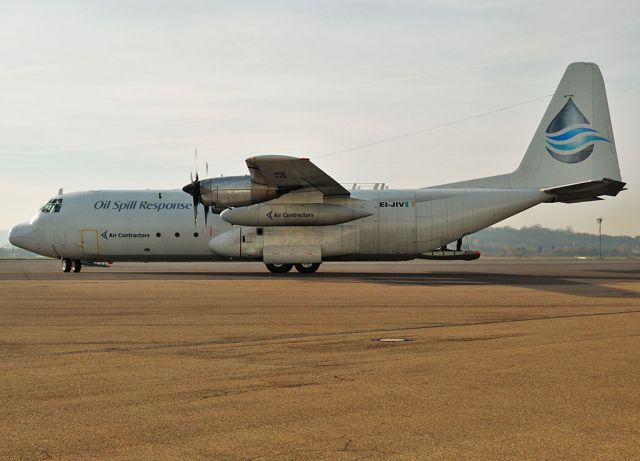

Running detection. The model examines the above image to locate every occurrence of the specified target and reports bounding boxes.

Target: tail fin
[513,62,622,189]
[436,62,625,198]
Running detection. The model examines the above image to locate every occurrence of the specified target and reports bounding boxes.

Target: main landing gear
[294,263,320,273]
[265,263,321,274]
[265,263,293,273]
[61,258,82,273]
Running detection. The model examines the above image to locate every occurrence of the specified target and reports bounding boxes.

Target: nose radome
[8,222,34,248]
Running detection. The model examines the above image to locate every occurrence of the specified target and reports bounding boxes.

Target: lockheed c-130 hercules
[9,63,626,273]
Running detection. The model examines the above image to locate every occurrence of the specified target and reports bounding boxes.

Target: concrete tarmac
[1,259,639,460]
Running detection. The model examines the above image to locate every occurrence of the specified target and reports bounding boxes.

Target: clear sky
[1,1,638,235]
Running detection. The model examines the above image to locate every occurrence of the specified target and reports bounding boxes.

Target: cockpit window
[40,198,63,213]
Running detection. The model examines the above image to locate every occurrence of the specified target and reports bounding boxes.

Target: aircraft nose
[8,222,34,249]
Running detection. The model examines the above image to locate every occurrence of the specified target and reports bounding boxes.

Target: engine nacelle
[197,176,280,211]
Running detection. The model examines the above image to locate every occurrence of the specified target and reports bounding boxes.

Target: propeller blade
[192,196,199,225]
[183,148,213,228]
[185,151,202,226]
[194,147,199,182]
[205,161,209,177]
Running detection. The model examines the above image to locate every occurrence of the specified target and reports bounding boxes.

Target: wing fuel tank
[220,203,372,226]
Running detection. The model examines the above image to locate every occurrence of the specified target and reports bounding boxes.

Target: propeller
[182,148,210,227]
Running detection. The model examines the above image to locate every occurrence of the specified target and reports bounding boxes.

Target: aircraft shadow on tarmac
[357,272,639,299]
[591,268,640,275]
[124,270,640,299]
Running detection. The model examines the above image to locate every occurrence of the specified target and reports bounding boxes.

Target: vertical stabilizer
[512,62,621,187]
[435,62,623,192]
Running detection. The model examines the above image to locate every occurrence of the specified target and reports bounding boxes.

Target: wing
[245,155,350,197]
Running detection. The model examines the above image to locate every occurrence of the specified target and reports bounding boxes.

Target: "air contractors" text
[101,231,150,240]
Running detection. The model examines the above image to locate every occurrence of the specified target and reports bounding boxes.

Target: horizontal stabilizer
[542,178,626,203]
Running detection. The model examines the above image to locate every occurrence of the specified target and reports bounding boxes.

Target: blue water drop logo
[545,98,610,164]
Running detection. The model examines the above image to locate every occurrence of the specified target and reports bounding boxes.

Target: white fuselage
[11,187,549,262]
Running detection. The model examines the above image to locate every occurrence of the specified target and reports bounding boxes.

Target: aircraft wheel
[265,263,293,273]
[294,263,321,273]
[72,260,82,273]
[62,258,72,273]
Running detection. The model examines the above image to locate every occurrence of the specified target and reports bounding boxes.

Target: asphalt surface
[1,259,639,459]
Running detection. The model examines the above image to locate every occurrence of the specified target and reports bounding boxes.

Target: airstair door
[81,229,99,257]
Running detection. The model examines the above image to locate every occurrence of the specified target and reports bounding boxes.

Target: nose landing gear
[62,258,71,272]
[72,259,82,273]
[61,258,82,273]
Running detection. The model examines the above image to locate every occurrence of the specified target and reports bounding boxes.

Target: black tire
[62,258,72,273]
[294,263,321,273]
[265,263,293,273]
[72,260,82,273]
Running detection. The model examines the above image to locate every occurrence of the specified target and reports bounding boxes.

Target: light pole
[597,217,603,260]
